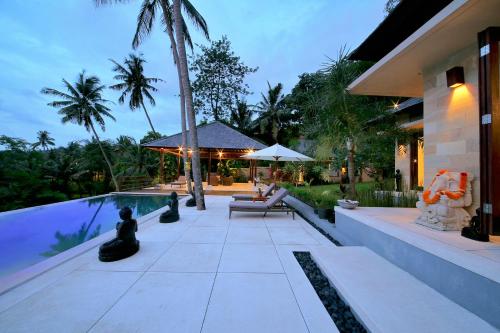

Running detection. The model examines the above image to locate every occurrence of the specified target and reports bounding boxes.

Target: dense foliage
[0,132,176,212]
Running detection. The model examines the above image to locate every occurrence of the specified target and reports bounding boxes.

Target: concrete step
[311,246,498,333]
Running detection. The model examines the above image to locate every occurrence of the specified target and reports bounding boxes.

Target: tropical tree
[230,100,254,132]
[255,82,287,143]
[109,54,162,134]
[41,71,120,191]
[385,0,401,16]
[32,130,55,151]
[305,48,404,198]
[190,36,258,121]
[96,0,209,203]
[173,0,207,209]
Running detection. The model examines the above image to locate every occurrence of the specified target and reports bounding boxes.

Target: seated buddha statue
[98,206,140,262]
[186,192,196,207]
[160,192,179,223]
[415,170,473,231]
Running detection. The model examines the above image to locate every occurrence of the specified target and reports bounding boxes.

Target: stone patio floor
[1,195,497,333]
[0,195,337,333]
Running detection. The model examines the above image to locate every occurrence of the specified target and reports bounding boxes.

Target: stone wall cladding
[422,43,480,212]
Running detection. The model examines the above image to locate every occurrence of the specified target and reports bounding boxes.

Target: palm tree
[230,100,254,131]
[95,0,209,202]
[41,71,120,191]
[173,0,206,209]
[109,54,162,134]
[32,130,55,151]
[256,82,286,143]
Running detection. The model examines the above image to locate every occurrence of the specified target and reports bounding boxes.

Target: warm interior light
[446,66,465,88]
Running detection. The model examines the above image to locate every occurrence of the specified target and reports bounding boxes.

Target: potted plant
[218,160,234,186]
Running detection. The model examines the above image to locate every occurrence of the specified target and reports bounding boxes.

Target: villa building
[327,0,500,327]
[348,0,500,237]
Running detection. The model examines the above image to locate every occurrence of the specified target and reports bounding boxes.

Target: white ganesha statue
[415,170,473,231]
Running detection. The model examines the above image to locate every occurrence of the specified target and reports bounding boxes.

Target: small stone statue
[98,207,140,262]
[461,208,489,242]
[186,192,196,207]
[395,169,402,192]
[160,192,179,223]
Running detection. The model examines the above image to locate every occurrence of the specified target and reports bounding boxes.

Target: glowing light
[398,144,407,157]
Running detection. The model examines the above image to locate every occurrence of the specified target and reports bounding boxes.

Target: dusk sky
[0,0,386,146]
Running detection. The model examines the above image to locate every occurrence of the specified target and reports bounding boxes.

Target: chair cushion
[229,201,267,209]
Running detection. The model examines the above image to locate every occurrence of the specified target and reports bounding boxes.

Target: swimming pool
[0,194,171,279]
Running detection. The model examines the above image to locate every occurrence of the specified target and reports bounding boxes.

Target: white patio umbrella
[242,143,314,182]
[242,143,314,162]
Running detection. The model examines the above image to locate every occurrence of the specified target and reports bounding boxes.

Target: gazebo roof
[143,121,267,151]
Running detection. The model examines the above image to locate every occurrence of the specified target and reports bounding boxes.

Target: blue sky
[0,0,386,146]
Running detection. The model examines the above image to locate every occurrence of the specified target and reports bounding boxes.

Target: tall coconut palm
[109,54,162,134]
[32,130,55,151]
[230,100,254,132]
[256,82,286,143]
[41,71,120,191]
[173,0,205,209]
[95,0,209,200]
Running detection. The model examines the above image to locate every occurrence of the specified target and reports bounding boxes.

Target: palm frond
[181,0,209,40]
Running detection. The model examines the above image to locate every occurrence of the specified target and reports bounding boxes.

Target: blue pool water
[0,194,171,278]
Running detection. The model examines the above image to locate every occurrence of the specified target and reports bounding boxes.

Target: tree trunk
[272,119,279,143]
[347,149,356,198]
[140,101,157,135]
[160,2,193,194]
[89,121,120,191]
[173,0,205,209]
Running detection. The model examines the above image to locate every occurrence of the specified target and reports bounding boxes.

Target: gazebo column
[249,159,253,181]
[177,155,181,178]
[208,149,212,185]
[159,149,165,184]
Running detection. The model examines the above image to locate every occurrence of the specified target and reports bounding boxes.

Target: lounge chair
[170,176,187,188]
[229,188,294,219]
[232,183,276,201]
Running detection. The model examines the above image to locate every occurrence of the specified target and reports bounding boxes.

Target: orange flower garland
[423,170,468,204]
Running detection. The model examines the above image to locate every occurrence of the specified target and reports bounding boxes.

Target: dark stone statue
[160,192,179,223]
[98,207,140,262]
[461,208,490,242]
[395,169,402,192]
[186,192,196,207]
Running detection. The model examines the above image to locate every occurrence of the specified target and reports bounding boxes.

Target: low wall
[335,208,500,329]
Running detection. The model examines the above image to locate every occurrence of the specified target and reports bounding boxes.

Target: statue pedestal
[414,206,471,231]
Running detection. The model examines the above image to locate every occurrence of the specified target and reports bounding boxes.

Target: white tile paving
[1,195,495,333]
[89,272,215,333]
[218,244,283,273]
[150,243,223,272]
[201,273,309,333]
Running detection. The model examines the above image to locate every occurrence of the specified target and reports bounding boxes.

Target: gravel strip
[295,210,342,246]
[294,251,366,333]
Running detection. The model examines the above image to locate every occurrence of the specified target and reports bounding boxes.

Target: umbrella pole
[274,157,279,183]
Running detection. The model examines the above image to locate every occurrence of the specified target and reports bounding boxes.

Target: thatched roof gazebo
[142,121,267,184]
